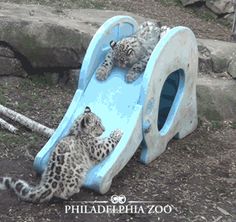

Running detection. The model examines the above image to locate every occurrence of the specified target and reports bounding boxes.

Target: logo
[110,194,126,204]
[65,194,173,215]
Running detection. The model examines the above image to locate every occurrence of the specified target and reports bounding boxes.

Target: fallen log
[0,104,54,137]
[0,117,18,133]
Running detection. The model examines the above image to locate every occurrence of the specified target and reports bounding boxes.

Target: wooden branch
[0,117,18,133]
[0,104,54,138]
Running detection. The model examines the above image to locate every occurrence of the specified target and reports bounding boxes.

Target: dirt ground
[0,0,235,221]
[0,77,235,222]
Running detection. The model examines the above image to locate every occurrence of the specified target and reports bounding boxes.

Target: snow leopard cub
[0,107,123,203]
[96,21,165,83]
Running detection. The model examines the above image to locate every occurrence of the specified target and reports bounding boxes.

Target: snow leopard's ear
[81,115,92,129]
[84,106,91,114]
[80,117,86,129]
[110,40,117,49]
[126,48,134,56]
[80,107,91,129]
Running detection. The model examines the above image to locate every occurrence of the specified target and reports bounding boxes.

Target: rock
[0,57,27,77]
[197,39,236,75]
[197,77,236,121]
[0,3,146,71]
[228,60,236,78]
[197,43,213,73]
[206,0,234,15]
[0,46,15,58]
[180,0,204,6]
[224,13,234,24]
[0,46,27,77]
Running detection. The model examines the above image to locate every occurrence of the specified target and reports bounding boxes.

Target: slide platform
[34,16,198,194]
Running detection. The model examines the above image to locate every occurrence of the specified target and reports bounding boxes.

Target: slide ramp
[34,15,198,193]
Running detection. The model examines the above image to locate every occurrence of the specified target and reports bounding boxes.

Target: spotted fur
[0,107,123,202]
[96,21,170,83]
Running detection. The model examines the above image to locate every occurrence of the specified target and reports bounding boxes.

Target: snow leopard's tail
[136,21,162,51]
[137,21,161,41]
[0,176,53,202]
[137,21,171,48]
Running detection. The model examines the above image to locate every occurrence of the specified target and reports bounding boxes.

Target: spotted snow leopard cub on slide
[96,21,170,83]
[0,107,123,203]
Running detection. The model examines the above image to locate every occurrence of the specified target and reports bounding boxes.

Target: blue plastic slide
[34,16,198,193]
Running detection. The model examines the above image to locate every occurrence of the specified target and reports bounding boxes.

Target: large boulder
[205,0,234,15]
[0,3,97,70]
[198,39,236,78]
[197,77,236,121]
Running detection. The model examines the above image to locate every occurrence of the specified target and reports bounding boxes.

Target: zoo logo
[110,194,126,204]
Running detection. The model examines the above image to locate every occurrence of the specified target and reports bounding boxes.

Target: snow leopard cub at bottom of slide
[96,21,170,83]
[0,107,123,203]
